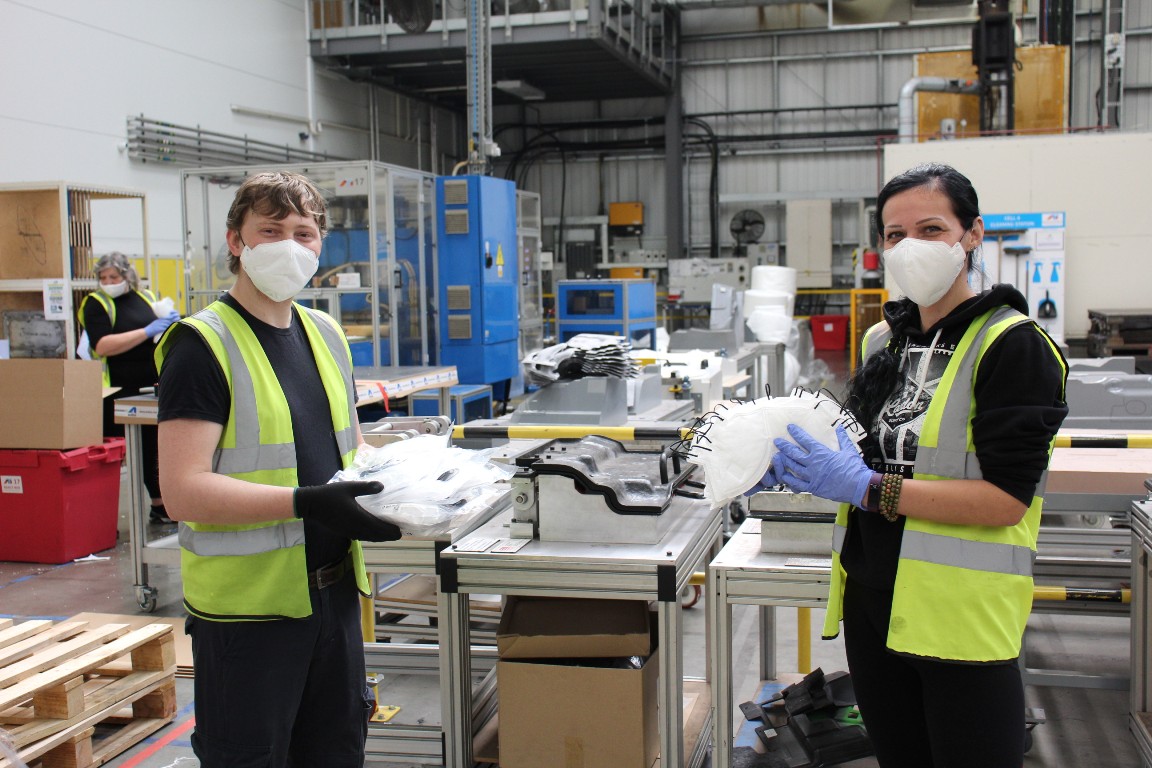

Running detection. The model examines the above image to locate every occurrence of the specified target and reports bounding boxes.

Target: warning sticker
[1,475,23,494]
[495,245,504,265]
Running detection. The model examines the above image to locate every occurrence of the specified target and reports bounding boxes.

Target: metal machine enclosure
[436,175,519,387]
[517,191,544,359]
[556,278,657,348]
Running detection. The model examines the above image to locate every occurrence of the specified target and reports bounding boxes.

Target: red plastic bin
[810,315,849,351]
[0,438,125,564]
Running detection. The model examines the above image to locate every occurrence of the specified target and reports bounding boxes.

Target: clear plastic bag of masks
[333,433,514,536]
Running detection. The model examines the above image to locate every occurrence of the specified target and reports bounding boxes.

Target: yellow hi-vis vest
[155,299,367,620]
[78,288,158,387]
[822,305,1067,661]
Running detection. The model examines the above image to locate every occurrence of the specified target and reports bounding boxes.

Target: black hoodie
[841,284,1069,591]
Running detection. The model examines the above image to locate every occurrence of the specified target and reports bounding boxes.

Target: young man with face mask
[762,163,1068,768]
[154,171,402,767]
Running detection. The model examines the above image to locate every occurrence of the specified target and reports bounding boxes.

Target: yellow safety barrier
[452,424,693,441]
[1033,585,1131,603]
[1054,434,1152,449]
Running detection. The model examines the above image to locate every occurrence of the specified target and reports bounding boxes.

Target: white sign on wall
[982,212,1066,344]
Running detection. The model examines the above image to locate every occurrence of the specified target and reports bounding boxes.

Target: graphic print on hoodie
[876,330,953,469]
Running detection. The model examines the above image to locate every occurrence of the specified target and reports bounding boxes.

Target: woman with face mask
[79,252,180,523]
[765,163,1069,767]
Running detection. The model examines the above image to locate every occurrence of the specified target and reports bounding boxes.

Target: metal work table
[731,342,781,398]
[360,493,509,765]
[1127,495,1152,765]
[708,504,1137,768]
[113,394,176,613]
[707,519,831,768]
[438,504,723,767]
[353,364,458,414]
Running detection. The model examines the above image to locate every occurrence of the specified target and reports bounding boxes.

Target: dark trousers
[842,578,1026,768]
[186,569,373,767]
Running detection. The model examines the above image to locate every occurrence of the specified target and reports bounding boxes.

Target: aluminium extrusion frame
[1127,496,1152,765]
[360,492,508,765]
[439,503,723,767]
[113,394,176,613]
[708,519,832,768]
[711,507,1141,768]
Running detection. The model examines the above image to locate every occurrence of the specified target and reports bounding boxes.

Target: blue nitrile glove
[144,311,180,338]
[771,424,873,507]
[743,461,784,497]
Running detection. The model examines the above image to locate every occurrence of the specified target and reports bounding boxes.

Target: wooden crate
[0,619,177,768]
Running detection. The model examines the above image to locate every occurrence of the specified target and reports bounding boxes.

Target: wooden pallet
[0,620,176,768]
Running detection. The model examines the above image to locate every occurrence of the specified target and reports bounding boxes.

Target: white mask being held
[100,281,130,299]
[882,237,967,307]
[241,239,319,302]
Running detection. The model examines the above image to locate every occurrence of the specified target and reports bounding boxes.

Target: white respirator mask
[100,281,130,299]
[882,237,968,307]
[240,239,319,302]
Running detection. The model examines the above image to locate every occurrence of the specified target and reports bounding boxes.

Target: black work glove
[293,481,402,542]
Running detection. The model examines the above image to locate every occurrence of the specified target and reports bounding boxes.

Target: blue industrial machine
[436,175,520,391]
[556,278,657,348]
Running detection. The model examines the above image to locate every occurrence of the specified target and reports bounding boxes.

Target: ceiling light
[495,79,546,101]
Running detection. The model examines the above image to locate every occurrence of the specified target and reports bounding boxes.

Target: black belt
[308,552,352,590]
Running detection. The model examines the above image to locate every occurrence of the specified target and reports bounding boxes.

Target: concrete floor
[0,350,1140,768]
[0,527,1138,768]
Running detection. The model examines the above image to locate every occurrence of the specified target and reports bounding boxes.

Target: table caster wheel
[137,587,158,613]
[680,584,701,609]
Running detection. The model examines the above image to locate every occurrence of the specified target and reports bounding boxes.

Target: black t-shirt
[82,290,159,390]
[841,285,1068,591]
[157,293,350,570]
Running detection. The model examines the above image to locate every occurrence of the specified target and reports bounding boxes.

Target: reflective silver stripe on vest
[865,308,1026,480]
[919,307,1026,478]
[832,523,846,554]
[179,519,306,556]
[193,311,295,475]
[299,306,358,457]
[900,529,1034,577]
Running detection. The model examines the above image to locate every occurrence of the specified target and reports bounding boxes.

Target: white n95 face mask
[100,281,130,299]
[882,237,967,307]
[241,239,319,302]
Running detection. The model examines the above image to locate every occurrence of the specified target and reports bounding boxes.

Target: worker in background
[765,163,1068,768]
[155,171,401,767]
[79,252,179,524]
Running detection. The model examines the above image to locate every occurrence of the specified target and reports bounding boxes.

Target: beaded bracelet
[878,473,903,522]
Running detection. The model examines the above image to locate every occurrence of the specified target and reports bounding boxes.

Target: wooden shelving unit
[0,183,148,358]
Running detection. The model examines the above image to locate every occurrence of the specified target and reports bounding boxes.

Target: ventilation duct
[897,77,982,142]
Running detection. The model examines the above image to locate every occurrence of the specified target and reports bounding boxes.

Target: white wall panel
[0,0,439,256]
[885,133,1152,336]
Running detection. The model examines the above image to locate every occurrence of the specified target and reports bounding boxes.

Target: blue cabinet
[436,176,519,386]
[556,279,657,348]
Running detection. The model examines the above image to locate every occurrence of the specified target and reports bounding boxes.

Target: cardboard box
[497,653,659,768]
[497,596,652,659]
[497,597,659,768]
[0,359,103,449]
